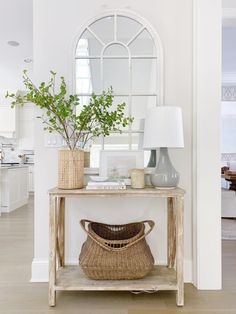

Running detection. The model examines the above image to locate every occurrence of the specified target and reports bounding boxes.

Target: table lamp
[143,106,184,188]
[138,119,156,167]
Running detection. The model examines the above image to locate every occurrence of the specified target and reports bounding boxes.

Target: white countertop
[0,165,30,170]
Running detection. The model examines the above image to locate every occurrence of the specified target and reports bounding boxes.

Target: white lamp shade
[143,106,184,149]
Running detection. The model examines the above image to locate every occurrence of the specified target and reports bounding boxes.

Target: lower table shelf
[49,188,185,306]
[55,265,177,292]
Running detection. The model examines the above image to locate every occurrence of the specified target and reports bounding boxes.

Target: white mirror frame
[70,10,164,171]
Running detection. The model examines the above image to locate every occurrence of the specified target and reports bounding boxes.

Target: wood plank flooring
[0,196,236,314]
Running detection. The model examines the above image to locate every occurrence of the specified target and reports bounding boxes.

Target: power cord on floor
[130,290,158,294]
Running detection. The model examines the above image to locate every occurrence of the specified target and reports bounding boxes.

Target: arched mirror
[75,13,163,168]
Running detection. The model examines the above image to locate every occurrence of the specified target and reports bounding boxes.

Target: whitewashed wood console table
[48,186,185,307]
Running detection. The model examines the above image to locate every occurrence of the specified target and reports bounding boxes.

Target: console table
[48,187,185,307]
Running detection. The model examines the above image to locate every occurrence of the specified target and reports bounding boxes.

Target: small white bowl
[90,176,108,182]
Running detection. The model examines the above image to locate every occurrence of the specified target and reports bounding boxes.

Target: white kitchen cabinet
[0,166,29,212]
[0,96,17,138]
[17,103,35,150]
[28,165,34,192]
[0,95,35,146]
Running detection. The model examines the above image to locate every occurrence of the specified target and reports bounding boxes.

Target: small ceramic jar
[131,168,145,189]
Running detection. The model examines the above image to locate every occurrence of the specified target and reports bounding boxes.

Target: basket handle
[80,219,155,252]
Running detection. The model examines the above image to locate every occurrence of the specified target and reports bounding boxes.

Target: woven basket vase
[58,149,84,189]
[84,151,90,168]
[79,219,155,280]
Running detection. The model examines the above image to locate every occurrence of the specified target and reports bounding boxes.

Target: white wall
[222,27,236,74]
[32,0,198,285]
[221,101,236,153]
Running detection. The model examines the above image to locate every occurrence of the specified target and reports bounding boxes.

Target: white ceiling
[0,0,33,94]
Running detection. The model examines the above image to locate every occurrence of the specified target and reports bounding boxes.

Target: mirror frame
[70,10,164,171]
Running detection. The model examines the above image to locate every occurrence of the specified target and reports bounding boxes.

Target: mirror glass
[90,16,114,45]
[75,14,160,167]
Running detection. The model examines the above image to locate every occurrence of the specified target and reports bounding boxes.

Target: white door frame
[192,0,222,289]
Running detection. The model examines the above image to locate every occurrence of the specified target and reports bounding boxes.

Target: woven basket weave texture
[58,149,84,189]
[84,151,90,168]
[79,220,155,280]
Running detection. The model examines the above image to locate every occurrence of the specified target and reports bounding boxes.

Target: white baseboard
[31,258,49,282]
[184,259,193,283]
[1,198,29,213]
[31,258,193,283]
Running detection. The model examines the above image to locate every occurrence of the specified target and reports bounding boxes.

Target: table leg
[57,197,65,267]
[176,195,184,306]
[167,197,176,268]
[49,195,57,307]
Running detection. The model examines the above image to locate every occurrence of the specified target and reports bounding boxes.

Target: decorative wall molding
[222,86,236,101]
[221,153,236,162]
[222,73,236,101]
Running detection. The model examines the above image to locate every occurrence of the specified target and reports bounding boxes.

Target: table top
[48,186,185,197]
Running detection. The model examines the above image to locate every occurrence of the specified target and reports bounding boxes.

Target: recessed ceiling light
[24,58,33,63]
[7,40,20,47]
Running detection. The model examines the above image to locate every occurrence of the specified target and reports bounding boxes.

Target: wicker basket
[84,151,90,168]
[58,149,84,189]
[79,219,155,280]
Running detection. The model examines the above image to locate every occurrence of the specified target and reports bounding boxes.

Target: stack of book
[86,181,126,190]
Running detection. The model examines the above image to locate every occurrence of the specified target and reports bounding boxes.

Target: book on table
[86,181,126,190]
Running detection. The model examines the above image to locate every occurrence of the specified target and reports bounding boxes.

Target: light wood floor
[0,196,236,314]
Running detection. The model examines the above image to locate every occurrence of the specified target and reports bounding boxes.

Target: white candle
[131,169,145,189]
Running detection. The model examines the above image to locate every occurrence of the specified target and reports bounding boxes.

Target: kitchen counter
[0,164,29,170]
[0,166,29,213]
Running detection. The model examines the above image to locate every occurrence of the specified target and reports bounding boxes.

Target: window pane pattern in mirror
[75,14,161,167]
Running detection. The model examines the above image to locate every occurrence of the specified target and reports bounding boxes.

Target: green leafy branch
[6,70,134,150]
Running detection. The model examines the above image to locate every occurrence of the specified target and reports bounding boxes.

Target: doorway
[221,1,236,290]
